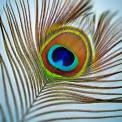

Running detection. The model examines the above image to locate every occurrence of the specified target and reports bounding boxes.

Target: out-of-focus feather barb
[0,0,122,122]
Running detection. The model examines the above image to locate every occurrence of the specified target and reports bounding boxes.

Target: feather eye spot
[41,26,93,77]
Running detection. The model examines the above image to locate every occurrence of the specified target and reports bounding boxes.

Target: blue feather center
[47,45,78,71]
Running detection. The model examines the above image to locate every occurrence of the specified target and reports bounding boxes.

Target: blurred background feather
[0,0,122,122]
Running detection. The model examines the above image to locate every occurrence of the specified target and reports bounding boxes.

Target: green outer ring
[40,26,94,80]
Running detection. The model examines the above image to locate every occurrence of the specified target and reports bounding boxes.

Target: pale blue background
[0,0,122,122]
[1,0,122,15]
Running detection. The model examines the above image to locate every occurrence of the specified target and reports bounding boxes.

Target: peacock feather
[0,0,122,122]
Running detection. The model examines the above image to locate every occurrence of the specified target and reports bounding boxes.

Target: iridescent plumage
[0,0,122,122]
